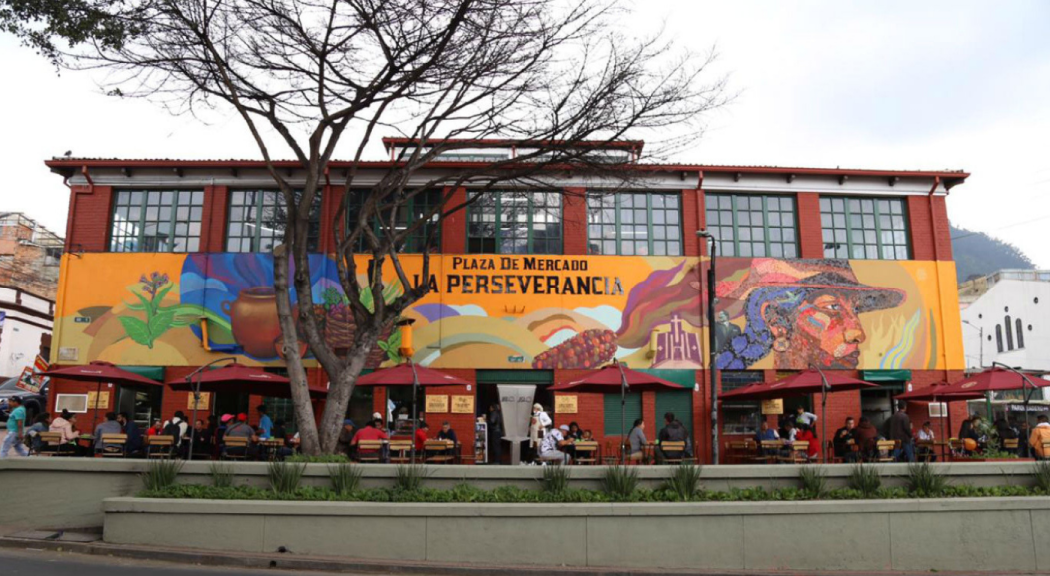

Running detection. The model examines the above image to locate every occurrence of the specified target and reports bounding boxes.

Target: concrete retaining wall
[103,497,1050,572]
[0,458,1043,529]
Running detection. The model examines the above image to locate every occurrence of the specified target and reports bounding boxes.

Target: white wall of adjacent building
[959,278,1050,372]
[0,288,54,379]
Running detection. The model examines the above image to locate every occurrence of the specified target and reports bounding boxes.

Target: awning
[859,369,911,382]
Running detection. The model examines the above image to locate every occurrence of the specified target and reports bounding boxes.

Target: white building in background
[0,286,53,378]
[958,270,1050,372]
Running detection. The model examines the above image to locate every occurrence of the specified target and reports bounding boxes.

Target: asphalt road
[0,548,360,576]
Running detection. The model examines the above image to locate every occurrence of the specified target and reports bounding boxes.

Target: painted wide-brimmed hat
[716,259,906,316]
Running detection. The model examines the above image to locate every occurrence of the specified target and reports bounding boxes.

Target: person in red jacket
[797,424,821,461]
[415,421,430,452]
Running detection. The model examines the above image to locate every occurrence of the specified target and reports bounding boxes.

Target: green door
[604,392,641,436]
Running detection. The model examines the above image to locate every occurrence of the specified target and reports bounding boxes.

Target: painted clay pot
[222,287,281,359]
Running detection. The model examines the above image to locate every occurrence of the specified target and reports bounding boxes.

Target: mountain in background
[950,225,1035,284]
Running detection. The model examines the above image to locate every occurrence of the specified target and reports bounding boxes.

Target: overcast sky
[2,1,1048,266]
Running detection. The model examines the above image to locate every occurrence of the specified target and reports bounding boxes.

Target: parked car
[0,376,49,423]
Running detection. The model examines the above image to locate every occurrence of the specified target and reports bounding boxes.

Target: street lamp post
[182,356,238,461]
[697,230,718,464]
[962,320,983,368]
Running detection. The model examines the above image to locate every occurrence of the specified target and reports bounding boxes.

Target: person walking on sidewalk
[1,397,29,458]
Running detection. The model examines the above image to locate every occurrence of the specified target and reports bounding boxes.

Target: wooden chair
[354,439,384,463]
[660,441,689,465]
[99,433,128,458]
[1042,441,1050,459]
[258,438,285,461]
[388,440,414,464]
[1002,438,1019,452]
[916,440,935,462]
[602,440,621,465]
[779,441,809,464]
[146,435,175,458]
[34,431,71,456]
[875,440,897,463]
[725,441,748,464]
[424,440,456,464]
[572,441,599,465]
[221,436,250,461]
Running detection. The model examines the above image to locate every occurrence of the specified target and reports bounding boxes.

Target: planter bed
[103,496,1050,572]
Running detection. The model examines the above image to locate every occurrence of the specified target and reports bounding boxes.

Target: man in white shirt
[795,405,818,427]
[539,424,571,464]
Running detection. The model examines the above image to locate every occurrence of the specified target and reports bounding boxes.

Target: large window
[468,191,562,254]
[227,190,321,253]
[587,193,681,256]
[721,371,763,435]
[820,197,910,260]
[110,190,204,252]
[346,189,443,254]
[705,194,797,258]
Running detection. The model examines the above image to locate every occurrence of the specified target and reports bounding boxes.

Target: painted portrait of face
[764,289,866,369]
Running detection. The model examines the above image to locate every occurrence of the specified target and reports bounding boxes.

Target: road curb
[0,535,1041,576]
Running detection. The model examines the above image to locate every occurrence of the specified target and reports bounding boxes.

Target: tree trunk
[273,246,322,455]
[317,325,377,453]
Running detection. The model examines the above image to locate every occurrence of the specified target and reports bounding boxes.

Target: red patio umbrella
[550,362,683,464]
[355,363,471,463]
[938,365,1050,430]
[168,361,329,460]
[44,360,162,432]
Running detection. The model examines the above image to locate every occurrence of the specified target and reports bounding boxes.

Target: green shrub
[328,463,363,496]
[906,462,950,497]
[541,464,572,495]
[663,464,703,501]
[601,465,639,500]
[1034,461,1050,493]
[798,466,828,499]
[141,459,184,491]
[208,462,234,488]
[286,454,350,463]
[846,464,881,497]
[268,460,307,495]
[395,465,429,491]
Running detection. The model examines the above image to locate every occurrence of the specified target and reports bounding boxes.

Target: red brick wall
[320,185,343,254]
[563,188,587,255]
[796,192,824,258]
[66,185,113,252]
[441,187,467,253]
[200,185,229,252]
[683,189,702,257]
[907,194,953,262]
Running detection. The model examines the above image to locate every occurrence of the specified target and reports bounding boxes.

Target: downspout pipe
[927,176,951,375]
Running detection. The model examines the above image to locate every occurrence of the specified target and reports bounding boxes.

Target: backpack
[162,421,183,445]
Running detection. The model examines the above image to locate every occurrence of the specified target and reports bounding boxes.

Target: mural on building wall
[51,253,962,370]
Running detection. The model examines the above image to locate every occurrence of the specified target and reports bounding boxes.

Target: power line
[951,214,1050,242]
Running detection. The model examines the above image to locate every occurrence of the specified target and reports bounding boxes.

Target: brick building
[0,212,63,301]
[43,142,968,462]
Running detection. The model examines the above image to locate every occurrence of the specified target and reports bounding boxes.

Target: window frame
[820,196,911,260]
[109,189,205,253]
[705,193,798,258]
[345,189,443,254]
[586,192,683,256]
[467,190,563,255]
[226,189,322,254]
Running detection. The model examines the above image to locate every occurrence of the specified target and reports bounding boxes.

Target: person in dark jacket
[888,401,914,462]
[117,412,144,457]
[487,404,503,465]
[853,416,878,459]
[658,412,688,462]
[833,416,857,462]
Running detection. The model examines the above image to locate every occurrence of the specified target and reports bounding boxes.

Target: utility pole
[697,230,718,464]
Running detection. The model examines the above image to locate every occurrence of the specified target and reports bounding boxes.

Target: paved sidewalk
[1,532,1047,576]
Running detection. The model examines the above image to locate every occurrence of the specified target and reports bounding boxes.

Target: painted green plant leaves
[377,330,402,363]
[120,272,199,348]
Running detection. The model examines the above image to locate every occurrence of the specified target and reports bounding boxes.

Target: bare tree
[63,0,726,453]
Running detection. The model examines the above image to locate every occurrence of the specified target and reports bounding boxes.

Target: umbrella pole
[618,362,628,466]
[410,362,419,465]
[91,380,102,434]
[188,377,200,461]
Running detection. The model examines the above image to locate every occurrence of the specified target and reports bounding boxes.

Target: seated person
[50,410,80,443]
[335,418,356,456]
[117,412,145,457]
[182,419,210,458]
[415,421,430,453]
[26,413,51,453]
[658,412,688,462]
[539,425,573,464]
[93,412,124,453]
[222,413,258,458]
[916,421,936,461]
[754,420,780,458]
[146,419,164,436]
[628,419,647,462]
[351,418,390,462]
[581,429,594,441]
[833,417,857,462]
[795,424,820,460]
[853,417,878,459]
[435,421,458,457]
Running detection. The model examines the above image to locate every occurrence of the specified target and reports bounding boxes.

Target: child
[582,429,593,441]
